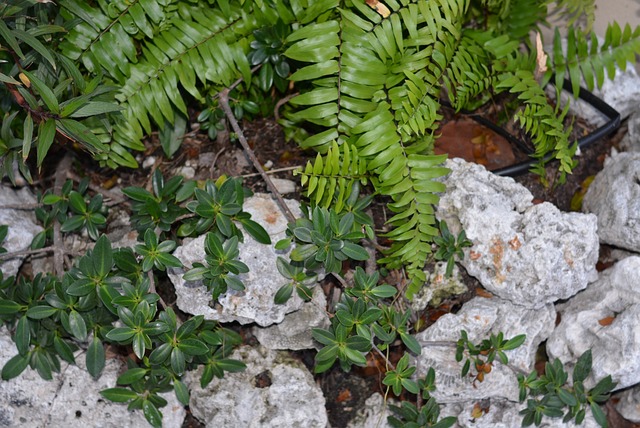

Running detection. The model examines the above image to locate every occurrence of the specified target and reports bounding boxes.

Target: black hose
[484,77,621,176]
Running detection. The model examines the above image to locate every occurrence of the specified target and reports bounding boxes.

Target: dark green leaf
[240,218,271,244]
[26,305,57,319]
[15,316,30,355]
[1,354,29,380]
[573,349,592,383]
[100,387,138,403]
[87,336,105,379]
[174,379,190,406]
[21,71,59,114]
[274,283,293,304]
[0,299,22,315]
[118,368,148,385]
[143,400,163,428]
[68,310,87,340]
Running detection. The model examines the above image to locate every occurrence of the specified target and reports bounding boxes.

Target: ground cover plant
[0,0,638,426]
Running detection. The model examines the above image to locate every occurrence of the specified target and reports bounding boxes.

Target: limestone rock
[547,256,640,391]
[582,152,640,252]
[441,399,601,428]
[169,194,307,326]
[615,386,640,423]
[0,328,184,427]
[0,186,43,277]
[346,393,393,428]
[619,110,640,153]
[417,297,555,374]
[252,287,329,350]
[437,158,599,309]
[410,262,468,314]
[566,64,640,126]
[185,346,327,428]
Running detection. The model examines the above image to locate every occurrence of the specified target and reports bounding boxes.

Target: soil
[17,109,639,427]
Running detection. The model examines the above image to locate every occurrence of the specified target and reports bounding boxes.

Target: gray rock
[547,256,640,391]
[253,286,329,350]
[185,346,327,428]
[582,152,640,252]
[565,64,640,126]
[270,178,297,194]
[441,399,600,428]
[413,342,519,404]
[437,159,599,309]
[346,393,393,428]
[418,297,555,374]
[0,328,184,427]
[0,186,43,277]
[614,386,640,423]
[169,194,307,326]
[619,111,640,153]
[410,262,468,313]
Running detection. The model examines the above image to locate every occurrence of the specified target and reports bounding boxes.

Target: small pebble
[142,156,156,169]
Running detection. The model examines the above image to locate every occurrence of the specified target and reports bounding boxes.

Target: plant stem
[218,88,296,224]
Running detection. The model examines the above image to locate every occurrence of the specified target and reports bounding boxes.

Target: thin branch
[0,203,41,210]
[0,245,57,261]
[274,92,299,122]
[53,154,73,277]
[147,270,168,310]
[240,165,302,178]
[218,88,296,224]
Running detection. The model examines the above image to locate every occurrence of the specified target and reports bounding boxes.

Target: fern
[296,141,369,212]
[58,0,296,167]
[551,22,640,98]
[285,0,467,296]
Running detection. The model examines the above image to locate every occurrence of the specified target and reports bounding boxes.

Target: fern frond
[551,23,640,98]
[550,0,596,32]
[296,141,369,212]
[496,70,575,180]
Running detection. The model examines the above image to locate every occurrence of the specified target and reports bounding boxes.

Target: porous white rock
[619,110,640,153]
[417,297,555,374]
[441,398,601,428]
[615,386,640,423]
[0,186,43,277]
[547,256,640,391]
[169,194,307,326]
[582,152,640,252]
[437,158,599,309]
[346,393,393,428]
[564,64,640,126]
[252,287,329,350]
[0,328,184,427]
[185,346,327,428]
[410,262,468,313]
[270,178,296,194]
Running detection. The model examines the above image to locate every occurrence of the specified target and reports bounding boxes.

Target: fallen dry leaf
[598,316,615,326]
[365,0,391,17]
[476,288,493,298]
[336,389,352,403]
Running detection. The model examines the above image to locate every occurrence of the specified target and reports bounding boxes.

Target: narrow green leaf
[21,71,59,114]
[69,102,123,118]
[0,299,22,315]
[1,354,29,380]
[55,118,107,152]
[16,316,30,355]
[68,310,87,340]
[143,400,163,428]
[22,112,33,161]
[26,305,57,319]
[92,235,113,278]
[12,29,57,70]
[0,19,24,58]
[87,335,105,379]
[174,379,190,406]
[100,387,138,403]
[117,367,148,385]
[37,119,57,168]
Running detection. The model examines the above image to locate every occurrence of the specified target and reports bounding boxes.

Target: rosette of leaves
[248,19,293,92]
[180,177,271,245]
[517,350,616,427]
[182,233,249,302]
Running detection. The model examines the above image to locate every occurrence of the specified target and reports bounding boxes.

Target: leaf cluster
[517,350,616,427]
[456,329,527,383]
